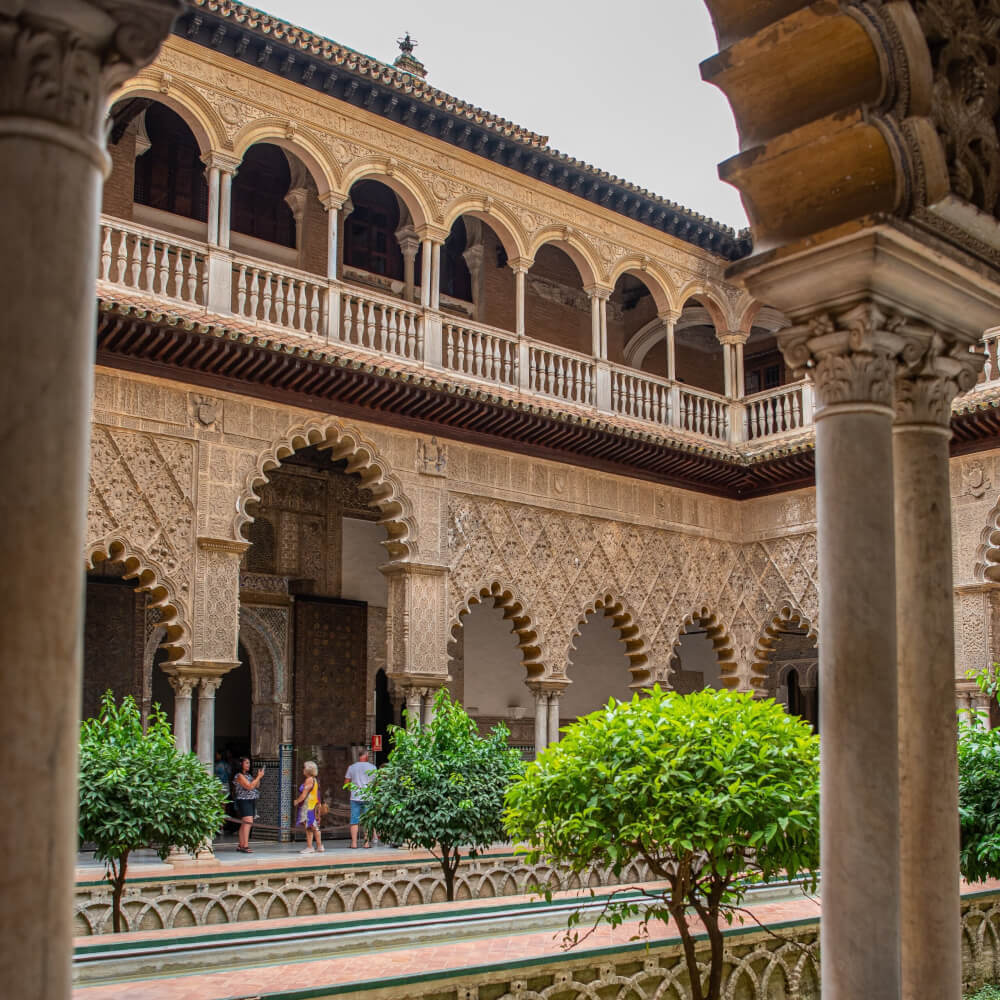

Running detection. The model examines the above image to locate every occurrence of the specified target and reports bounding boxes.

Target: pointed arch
[232,120,337,201]
[450,582,543,679]
[751,603,819,692]
[235,420,416,561]
[528,227,601,288]
[85,537,189,663]
[109,75,227,155]
[441,195,530,261]
[567,593,651,688]
[670,606,739,688]
[340,157,435,229]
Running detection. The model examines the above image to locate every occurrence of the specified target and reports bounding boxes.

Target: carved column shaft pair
[168,674,225,762]
[530,686,565,753]
[782,303,979,1000]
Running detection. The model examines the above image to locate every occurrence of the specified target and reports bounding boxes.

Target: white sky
[265,0,748,231]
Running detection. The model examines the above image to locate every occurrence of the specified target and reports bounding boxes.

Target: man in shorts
[345,750,377,848]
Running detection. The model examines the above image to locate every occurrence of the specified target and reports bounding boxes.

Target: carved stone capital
[717,330,749,346]
[779,302,913,412]
[199,676,223,698]
[894,334,982,426]
[168,674,197,699]
[0,0,182,148]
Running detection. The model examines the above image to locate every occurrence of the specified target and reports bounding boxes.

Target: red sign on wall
[371,734,383,752]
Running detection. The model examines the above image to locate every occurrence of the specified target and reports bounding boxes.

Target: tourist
[233,757,265,853]
[294,760,324,854]
[345,750,377,848]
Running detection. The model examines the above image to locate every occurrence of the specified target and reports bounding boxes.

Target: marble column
[420,238,433,308]
[533,688,548,755]
[430,240,442,310]
[196,676,223,766]
[405,688,423,728]
[589,290,601,357]
[397,228,420,302]
[218,166,234,249]
[663,313,677,382]
[205,162,221,245]
[511,261,529,337]
[789,306,905,999]
[169,675,196,753]
[421,686,436,727]
[895,347,976,1000]
[326,200,341,280]
[546,690,562,746]
[0,4,179,997]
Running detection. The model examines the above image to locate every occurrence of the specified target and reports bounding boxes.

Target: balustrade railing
[338,288,424,362]
[678,387,729,441]
[977,329,1000,384]
[98,217,206,306]
[528,344,595,405]
[233,259,326,335]
[610,366,672,425]
[443,319,518,386]
[745,380,813,440]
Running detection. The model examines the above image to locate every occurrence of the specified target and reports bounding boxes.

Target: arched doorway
[763,626,819,732]
[563,607,634,721]
[670,616,728,693]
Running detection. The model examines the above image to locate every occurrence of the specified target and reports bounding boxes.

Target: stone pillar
[735,341,746,398]
[205,162,221,245]
[196,676,223,766]
[662,312,678,382]
[589,289,601,357]
[326,198,342,280]
[218,166,234,249]
[397,227,420,303]
[546,690,562,746]
[895,346,977,1000]
[169,675,197,753]
[421,686,436,726]
[783,305,906,999]
[0,4,179,996]
[533,688,548,754]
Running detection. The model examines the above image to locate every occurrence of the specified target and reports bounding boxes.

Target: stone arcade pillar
[895,348,977,1000]
[169,675,196,753]
[546,689,562,747]
[791,309,906,1000]
[196,676,224,765]
[0,3,179,996]
[532,687,548,754]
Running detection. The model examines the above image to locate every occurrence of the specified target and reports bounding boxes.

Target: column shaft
[326,204,339,280]
[196,678,221,766]
[546,693,561,746]
[206,165,220,245]
[219,170,233,249]
[815,405,901,998]
[533,691,547,755]
[420,239,432,308]
[173,687,193,754]
[430,242,441,310]
[421,689,434,727]
[666,318,677,381]
[723,344,734,398]
[598,295,608,359]
[896,421,961,1000]
[735,342,746,398]
[405,690,423,728]
[515,268,526,337]
[590,294,601,357]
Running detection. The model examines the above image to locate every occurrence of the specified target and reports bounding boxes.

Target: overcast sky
[266,0,748,230]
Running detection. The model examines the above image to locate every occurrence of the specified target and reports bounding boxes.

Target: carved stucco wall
[89,368,1000,694]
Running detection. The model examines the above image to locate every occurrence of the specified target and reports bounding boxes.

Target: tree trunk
[441,846,460,902]
[704,910,725,1000]
[672,909,705,1000]
[110,853,129,934]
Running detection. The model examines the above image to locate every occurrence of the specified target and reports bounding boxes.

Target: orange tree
[79,692,226,932]
[504,686,819,1000]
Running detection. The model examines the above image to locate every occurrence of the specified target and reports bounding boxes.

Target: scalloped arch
[567,593,651,688]
[450,581,543,679]
[606,257,675,314]
[440,195,530,261]
[232,120,337,200]
[340,157,435,229]
[751,603,819,692]
[86,537,189,663]
[670,607,739,689]
[109,74,227,155]
[975,494,1000,581]
[235,421,416,561]
[528,227,602,288]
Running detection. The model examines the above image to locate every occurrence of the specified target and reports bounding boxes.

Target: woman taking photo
[233,757,264,853]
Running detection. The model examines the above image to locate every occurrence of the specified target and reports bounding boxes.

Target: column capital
[201,151,240,174]
[2,0,182,152]
[199,675,223,697]
[320,191,347,211]
[894,336,983,428]
[717,330,750,346]
[415,223,448,244]
[657,308,681,325]
[395,225,421,256]
[167,674,198,699]
[583,284,612,301]
[507,255,534,274]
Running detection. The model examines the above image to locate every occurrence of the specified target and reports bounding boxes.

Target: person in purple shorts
[293,760,324,854]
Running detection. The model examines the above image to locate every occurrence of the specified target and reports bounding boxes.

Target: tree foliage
[360,689,523,900]
[959,715,1000,883]
[79,691,226,931]
[504,686,820,1000]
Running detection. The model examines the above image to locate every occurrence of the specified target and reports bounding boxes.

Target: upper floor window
[344,180,403,280]
[231,144,297,248]
[133,103,208,222]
